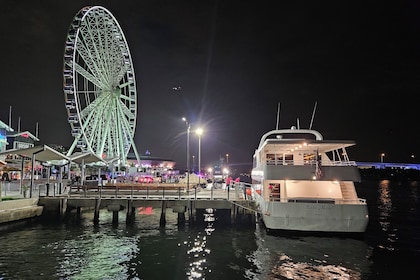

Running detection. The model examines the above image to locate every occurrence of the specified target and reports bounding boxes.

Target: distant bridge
[357,162,420,170]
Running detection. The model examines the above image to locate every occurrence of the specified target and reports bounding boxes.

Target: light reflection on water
[57,231,139,279]
[183,208,215,279]
[247,223,372,279]
[377,180,398,252]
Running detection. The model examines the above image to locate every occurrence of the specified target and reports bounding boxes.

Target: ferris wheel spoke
[115,103,135,130]
[113,105,131,140]
[116,103,135,137]
[74,63,103,89]
[105,106,121,153]
[119,94,135,103]
[78,96,103,120]
[75,35,109,86]
[117,99,135,119]
[86,110,103,138]
[118,81,134,89]
[99,111,113,155]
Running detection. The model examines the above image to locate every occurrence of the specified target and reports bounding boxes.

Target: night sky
[0,0,419,174]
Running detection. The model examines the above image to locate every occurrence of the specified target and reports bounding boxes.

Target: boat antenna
[276,102,281,130]
[309,101,317,129]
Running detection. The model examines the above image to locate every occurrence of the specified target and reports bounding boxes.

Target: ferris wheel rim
[63,5,138,164]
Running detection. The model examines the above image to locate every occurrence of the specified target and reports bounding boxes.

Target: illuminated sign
[14,141,33,149]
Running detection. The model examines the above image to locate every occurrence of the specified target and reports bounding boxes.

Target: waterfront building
[0,120,14,161]
[126,152,178,181]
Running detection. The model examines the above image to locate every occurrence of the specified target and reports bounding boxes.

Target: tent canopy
[69,152,106,165]
[0,145,70,163]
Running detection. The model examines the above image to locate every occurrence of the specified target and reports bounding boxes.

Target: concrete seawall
[0,198,44,224]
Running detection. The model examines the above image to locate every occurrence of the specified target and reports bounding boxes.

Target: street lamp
[381,153,385,163]
[192,155,195,173]
[182,117,190,193]
[226,153,229,166]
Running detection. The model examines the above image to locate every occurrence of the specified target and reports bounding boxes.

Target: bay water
[0,180,419,279]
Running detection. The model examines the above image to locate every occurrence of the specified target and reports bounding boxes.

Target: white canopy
[178,173,203,184]
[0,145,70,163]
[0,145,70,197]
[69,151,106,165]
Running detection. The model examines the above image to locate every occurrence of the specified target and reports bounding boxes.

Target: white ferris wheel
[63,6,141,166]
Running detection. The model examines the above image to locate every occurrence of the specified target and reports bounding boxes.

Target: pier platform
[1,182,257,226]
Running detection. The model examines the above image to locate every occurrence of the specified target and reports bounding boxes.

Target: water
[0,180,419,279]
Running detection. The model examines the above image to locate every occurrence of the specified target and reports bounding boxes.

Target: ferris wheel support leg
[130,140,142,166]
[66,138,79,157]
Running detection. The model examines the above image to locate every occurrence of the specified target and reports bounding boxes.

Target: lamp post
[196,128,203,188]
[226,153,229,166]
[192,155,195,173]
[381,153,385,163]
[182,117,190,193]
[208,167,213,199]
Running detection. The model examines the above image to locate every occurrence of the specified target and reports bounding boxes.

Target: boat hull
[255,197,369,233]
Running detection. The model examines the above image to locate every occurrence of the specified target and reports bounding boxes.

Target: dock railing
[66,181,251,201]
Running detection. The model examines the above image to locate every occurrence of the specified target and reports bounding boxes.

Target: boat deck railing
[282,197,367,205]
[266,159,357,166]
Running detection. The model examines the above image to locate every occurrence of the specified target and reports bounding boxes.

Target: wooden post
[160,200,167,226]
[94,198,100,224]
[126,200,135,225]
[112,211,119,225]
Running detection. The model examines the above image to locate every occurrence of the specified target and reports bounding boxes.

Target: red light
[138,176,153,183]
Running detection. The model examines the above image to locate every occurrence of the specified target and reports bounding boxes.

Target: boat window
[284,154,293,165]
[277,154,284,165]
[267,154,275,165]
[303,153,316,165]
[269,183,281,201]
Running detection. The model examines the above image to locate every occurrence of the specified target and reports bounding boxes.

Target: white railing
[285,197,366,205]
[265,159,357,166]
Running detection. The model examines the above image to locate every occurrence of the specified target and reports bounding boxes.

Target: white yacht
[250,125,369,233]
